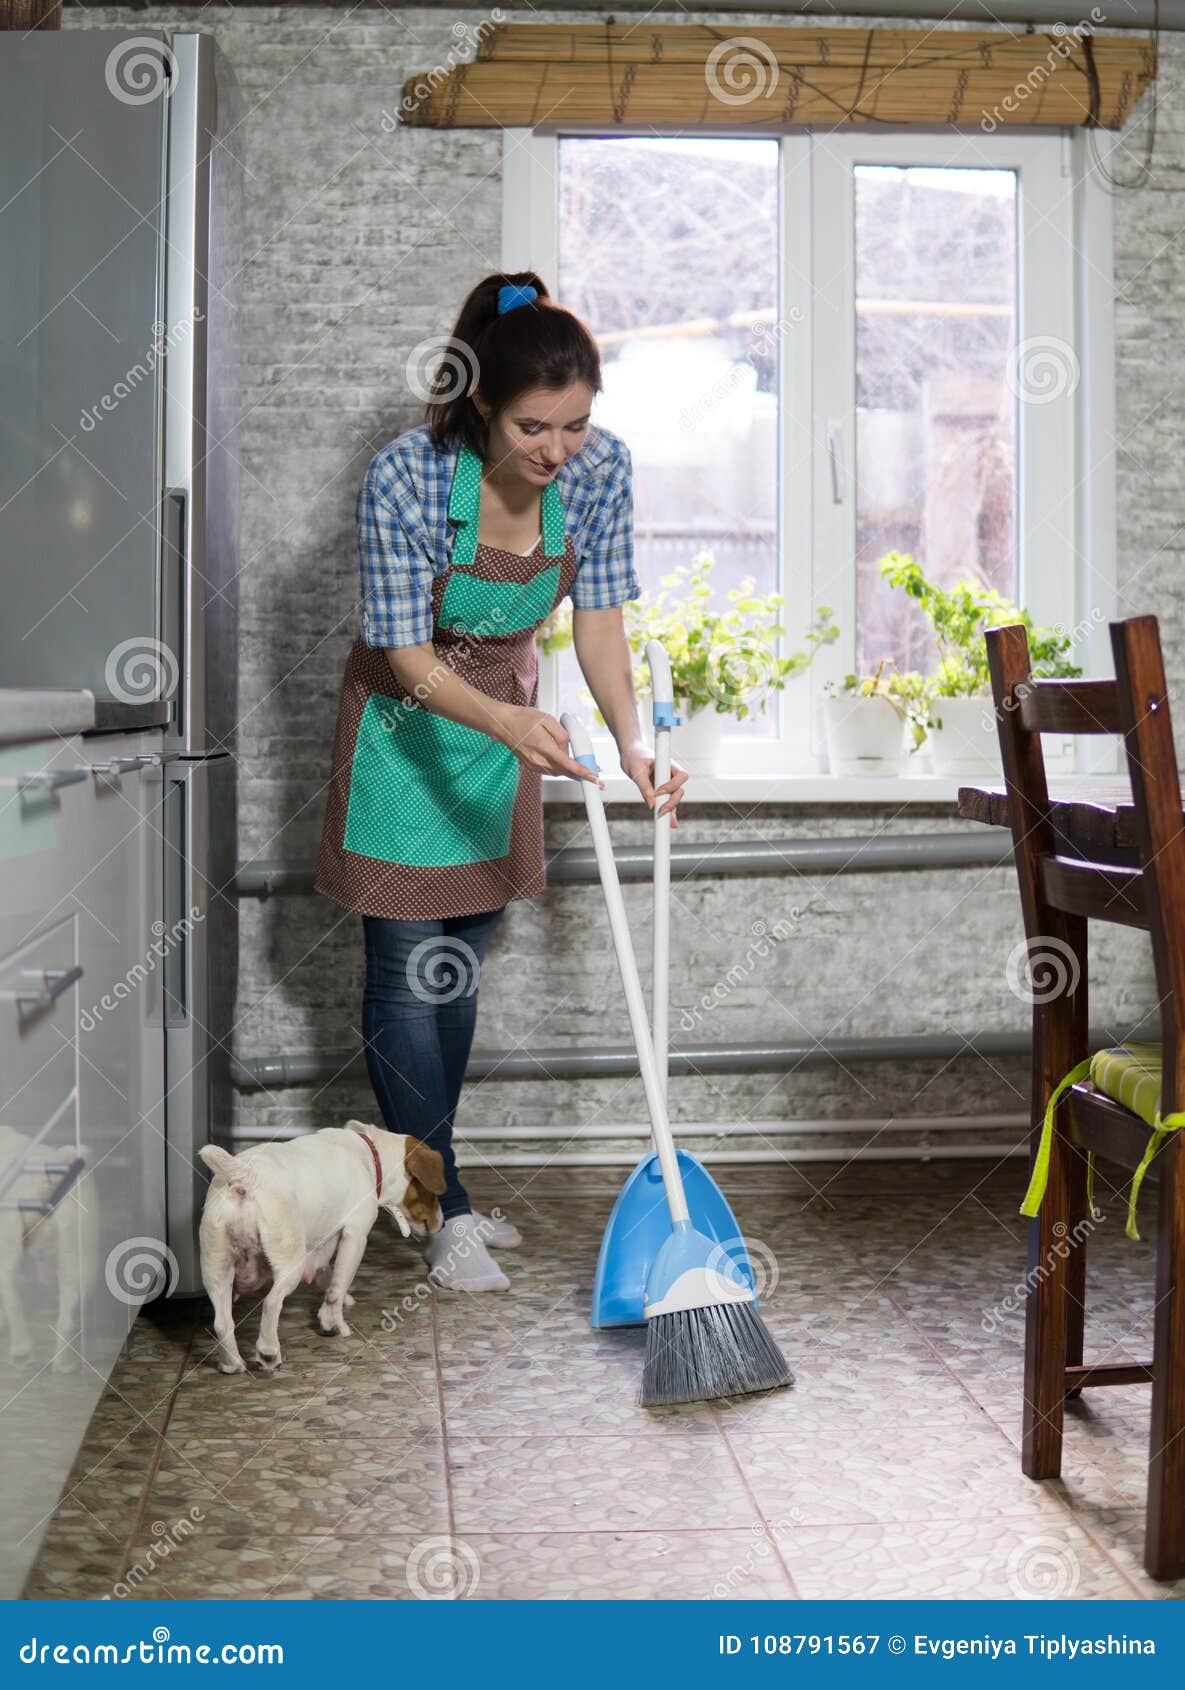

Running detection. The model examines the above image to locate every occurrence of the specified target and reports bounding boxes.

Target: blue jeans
[361,905,506,1221]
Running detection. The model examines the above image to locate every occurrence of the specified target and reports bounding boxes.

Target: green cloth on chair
[1019,1042,1185,1241]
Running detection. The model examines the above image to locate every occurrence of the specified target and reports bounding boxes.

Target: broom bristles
[640,1300,794,1408]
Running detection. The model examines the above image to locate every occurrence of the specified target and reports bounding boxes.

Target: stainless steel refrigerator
[0,29,241,1294]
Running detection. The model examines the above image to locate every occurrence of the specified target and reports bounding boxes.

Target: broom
[562,699,793,1408]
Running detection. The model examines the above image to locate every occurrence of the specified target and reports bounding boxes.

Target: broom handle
[645,640,672,1103]
[560,711,690,1227]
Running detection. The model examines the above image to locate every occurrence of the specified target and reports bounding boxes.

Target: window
[557,137,779,606]
[504,125,1114,784]
[853,165,1017,680]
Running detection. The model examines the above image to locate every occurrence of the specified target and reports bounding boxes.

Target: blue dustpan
[570,658,759,1334]
[590,1148,757,1328]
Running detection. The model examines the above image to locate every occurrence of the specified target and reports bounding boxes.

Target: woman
[315,271,688,1293]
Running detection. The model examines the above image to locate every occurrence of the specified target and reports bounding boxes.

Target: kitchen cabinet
[0,722,166,1595]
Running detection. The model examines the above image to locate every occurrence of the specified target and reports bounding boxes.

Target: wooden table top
[957,779,1140,861]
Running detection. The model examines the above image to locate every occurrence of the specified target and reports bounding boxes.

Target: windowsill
[544,771,967,805]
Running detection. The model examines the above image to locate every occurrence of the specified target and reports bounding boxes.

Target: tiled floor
[23,1160,1185,1601]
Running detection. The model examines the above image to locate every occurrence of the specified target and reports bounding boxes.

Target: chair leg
[1144,1141,1185,1580]
[1063,1144,1089,1399]
[1022,1201,1071,1478]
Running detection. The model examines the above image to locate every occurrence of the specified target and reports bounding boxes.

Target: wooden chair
[986,614,1185,1581]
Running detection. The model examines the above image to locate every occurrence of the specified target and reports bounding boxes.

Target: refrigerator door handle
[162,487,187,736]
[162,770,189,1028]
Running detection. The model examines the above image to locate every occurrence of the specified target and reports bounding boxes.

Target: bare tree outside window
[557,136,779,728]
[855,165,1017,680]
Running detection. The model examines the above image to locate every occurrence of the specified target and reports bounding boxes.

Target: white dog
[198,1121,444,1374]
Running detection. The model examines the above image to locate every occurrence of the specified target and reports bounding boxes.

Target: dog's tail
[199,1144,258,1198]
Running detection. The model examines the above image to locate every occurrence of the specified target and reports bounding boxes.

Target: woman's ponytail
[424,271,601,454]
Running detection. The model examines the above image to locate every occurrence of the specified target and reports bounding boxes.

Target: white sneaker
[423,1213,510,1293]
[473,1209,522,1249]
[403,1207,521,1249]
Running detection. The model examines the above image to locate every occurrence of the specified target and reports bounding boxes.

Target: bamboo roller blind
[401,24,1155,131]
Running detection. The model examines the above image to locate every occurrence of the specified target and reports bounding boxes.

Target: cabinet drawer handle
[8,1156,86,1218]
[91,757,142,777]
[0,768,89,793]
[1,964,84,1009]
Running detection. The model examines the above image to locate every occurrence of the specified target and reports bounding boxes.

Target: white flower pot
[670,702,724,776]
[822,694,909,777]
[925,694,1002,778]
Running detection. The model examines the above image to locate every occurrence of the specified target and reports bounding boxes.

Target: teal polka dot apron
[315,449,579,921]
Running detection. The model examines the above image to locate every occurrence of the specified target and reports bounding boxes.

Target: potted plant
[821,661,928,777]
[877,552,1081,777]
[539,551,837,775]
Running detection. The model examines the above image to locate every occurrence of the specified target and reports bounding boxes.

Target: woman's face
[478,382,595,487]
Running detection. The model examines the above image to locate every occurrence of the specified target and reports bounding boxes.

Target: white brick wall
[69,8,1177,1155]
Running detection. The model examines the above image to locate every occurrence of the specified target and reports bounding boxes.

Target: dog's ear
[344,1120,377,1137]
[404,1137,446,1196]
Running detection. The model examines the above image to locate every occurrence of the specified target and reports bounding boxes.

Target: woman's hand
[620,737,689,827]
[496,705,602,785]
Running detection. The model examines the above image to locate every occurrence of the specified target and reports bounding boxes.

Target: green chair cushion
[1021,1041,1184,1241]
[1089,1042,1166,1128]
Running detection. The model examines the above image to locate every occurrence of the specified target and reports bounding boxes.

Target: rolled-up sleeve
[357,463,435,649]
[570,441,640,610]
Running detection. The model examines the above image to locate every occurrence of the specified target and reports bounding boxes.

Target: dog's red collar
[359,1132,382,1200]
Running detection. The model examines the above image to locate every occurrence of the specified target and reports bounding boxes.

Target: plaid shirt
[356,422,638,649]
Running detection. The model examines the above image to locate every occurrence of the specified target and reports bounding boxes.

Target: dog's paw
[217,1356,247,1375]
[254,1348,281,1372]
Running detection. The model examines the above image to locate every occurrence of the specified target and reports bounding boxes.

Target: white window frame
[504,124,1117,803]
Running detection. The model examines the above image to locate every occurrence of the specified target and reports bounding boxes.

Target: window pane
[556,136,779,730]
[854,166,1017,679]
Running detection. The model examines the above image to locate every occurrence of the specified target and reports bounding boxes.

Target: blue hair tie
[498,282,538,315]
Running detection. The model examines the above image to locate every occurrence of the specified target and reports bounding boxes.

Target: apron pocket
[343,693,518,868]
[439,562,561,638]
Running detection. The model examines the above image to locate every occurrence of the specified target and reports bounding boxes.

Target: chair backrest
[986,616,1185,1114]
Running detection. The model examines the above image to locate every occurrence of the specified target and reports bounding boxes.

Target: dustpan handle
[561,711,690,1227]
[645,640,675,1102]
